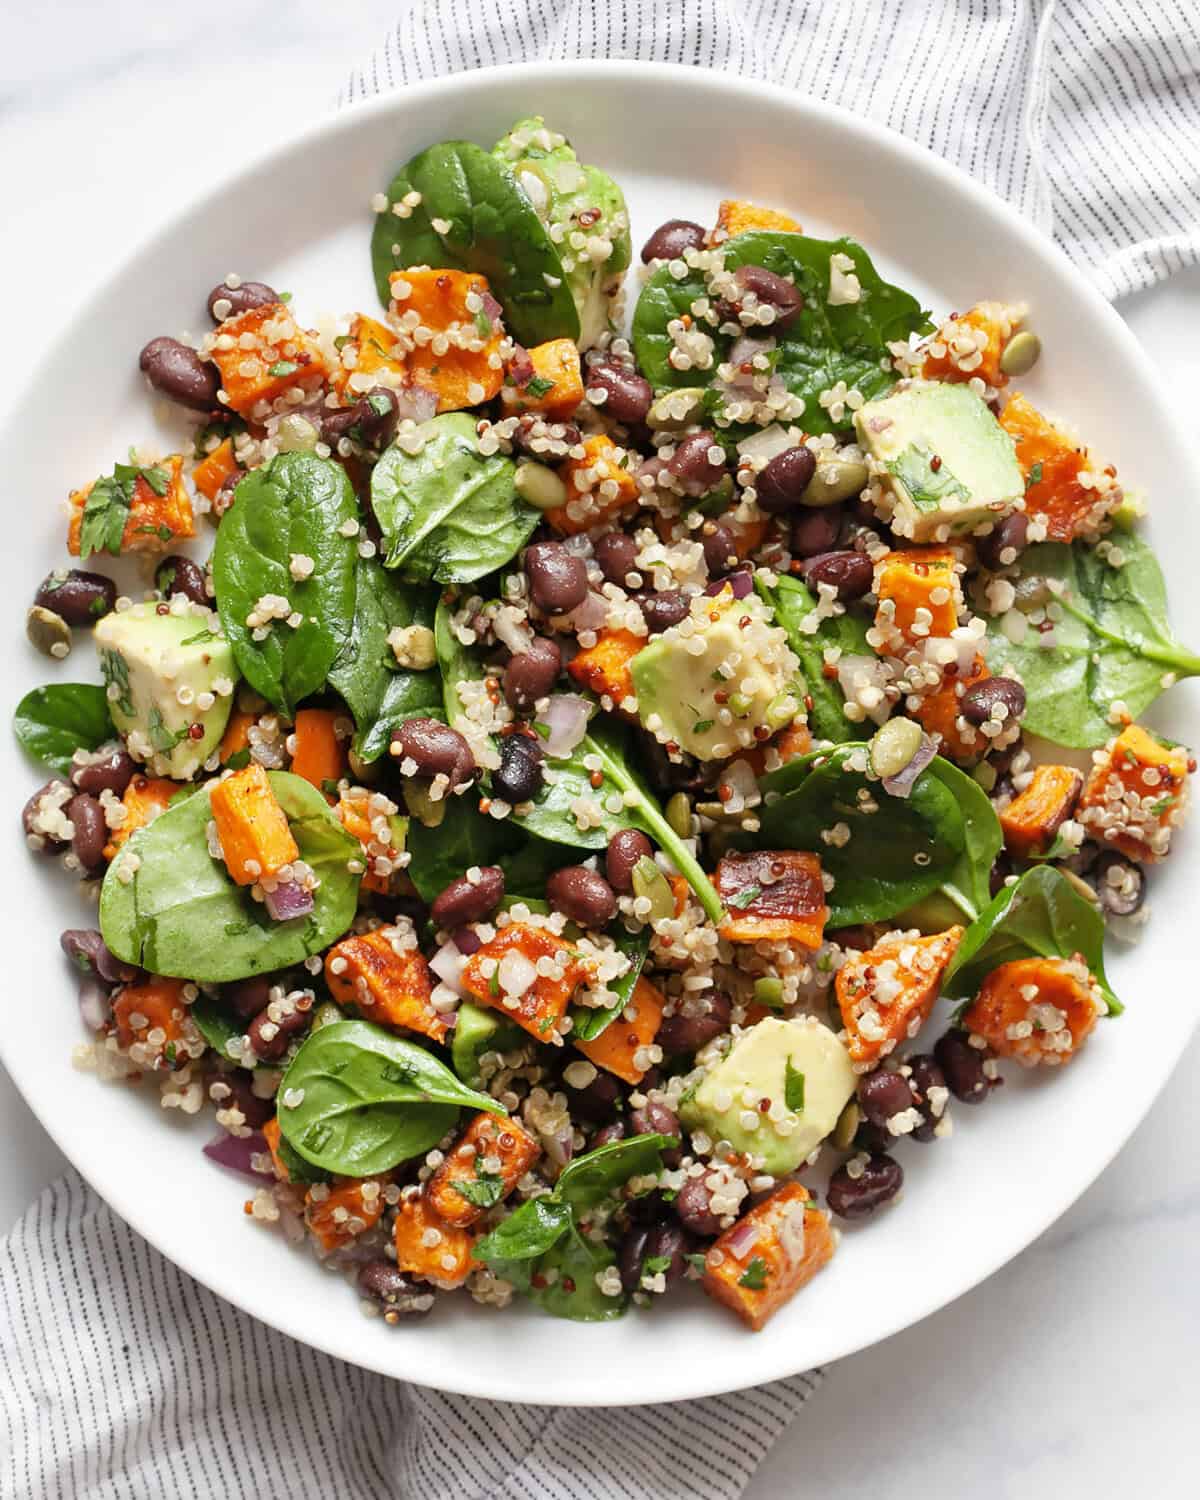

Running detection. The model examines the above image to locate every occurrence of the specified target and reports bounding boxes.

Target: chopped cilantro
[692,718,715,735]
[642,1254,672,1277]
[268,360,298,378]
[1025,461,1044,491]
[784,1059,806,1113]
[224,748,251,771]
[451,1170,505,1209]
[180,629,219,646]
[738,1256,768,1290]
[525,375,555,399]
[474,309,493,337]
[727,884,762,910]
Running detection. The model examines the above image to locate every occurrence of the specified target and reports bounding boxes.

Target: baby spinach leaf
[213,455,359,717]
[99,772,361,984]
[404,794,523,903]
[434,595,488,737]
[473,1196,574,1266]
[276,1019,504,1176]
[189,995,245,1061]
[555,1132,678,1211]
[13,683,115,773]
[327,556,442,762]
[569,926,651,1042]
[497,834,578,898]
[274,1134,331,1185]
[944,864,1120,1013]
[529,1226,625,1323]
[924,758,1004,922]
[983,533,1200,748]
[370,139,579,346]
[372,414,536,585]
[632,230,929,435]
[755,574,871,744]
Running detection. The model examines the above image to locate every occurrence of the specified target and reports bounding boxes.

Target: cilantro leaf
[727,884,762,910]
[784,1059,806,1113]
[738,1256,768,1290]
[451,1171,506,1209]
[525,375,555,398]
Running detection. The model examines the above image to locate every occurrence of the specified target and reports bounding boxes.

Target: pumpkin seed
[313,1000,344,1030]
[753,976,785,1009]
[347,749,380,784]
[631,855,676,921]
[402,779,446,828]
[999,330,1042,377]
[276,414,320,453]
[833,1099,861,1150]
[514,461,567,510]
[972,761,998,793]
[766,692,799,731]
[801,456,869,508]
[1060,867,1101,906]
[647,387,705,431]
[665,792,692,839]
[869,716,923,779]
[26,605,72,659]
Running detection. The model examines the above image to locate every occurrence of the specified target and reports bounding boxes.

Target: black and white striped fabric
[342,0,1200,300]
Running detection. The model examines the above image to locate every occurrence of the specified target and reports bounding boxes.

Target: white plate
[3,61,1198,1406]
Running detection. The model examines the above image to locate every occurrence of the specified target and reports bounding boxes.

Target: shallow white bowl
[3,61,1197,1405]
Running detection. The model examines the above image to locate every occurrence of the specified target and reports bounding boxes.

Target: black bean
[431,866,505,928]
[989,851,1016,899]
[247,995,312,1062]
[667,431,727,497]
[210,1071,273,1130]
[934,1030,992,1104]
[906,1053,948,1142]
[510,415,582,458]
[977,511,1030,571]
[805,550,874,601]
[636,456,669,492]
[701,521,738,578]
[791,506,844,559]
[852,1120,894,1155]
[493,734,544,804]
[594,532,640,588]
[642,1222,688,1287]
[503,637,562,713]
[641,219,707,264]
[592,1121,627,1149]
[34,569,117,627]
[639,590,689,634]
[585,359,653,426]
[222,973,288,1023]
[618,1224,651,1294]
[525,541,589,614]
[961,676,1027,726]
[731,265,804,329]
[71,743,137,799]
[826,1154,903,1219]
[675,1176,722,1237]
[857,1070,917,1131]
[391,719,476,787]
[206,280,278,322]
[563,1068,625,1124]
[60,928,141,989]
[828,925,874,953]
[138,336,220,411]
[354,387,400,448]
[155,554,209,606]
[630,1099,681,1168]
[357,1260,433,1318]
[1091,850,1146,917]
[67,793,107,871]
[546,866,617,928]
[756,446,817,514]
[605,828,654,892]
[656,992,732,1056]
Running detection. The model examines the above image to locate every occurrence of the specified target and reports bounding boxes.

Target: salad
[17,115,1197,1333]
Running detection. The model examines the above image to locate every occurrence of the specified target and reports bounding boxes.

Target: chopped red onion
[78,980,110,1033]
[567,590,610,633]
[481,292,504,326]
[452,927,482,957]
[727,1219,761,1259]
[704,568,754,600]
[725,336,776,388]
[509,343,535,387]
[542,693,592,758]
[202,1130,273,1180]
[881,733,937,798]
[265,882,315,923]
[394,383,438,424]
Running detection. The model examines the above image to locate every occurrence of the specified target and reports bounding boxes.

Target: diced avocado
[94,600,236,779]
[679,1016,856,1175]
[494,116,632,350]
[630,590,797,761]
[854,380,1024,541]
[451,1001,524,1088]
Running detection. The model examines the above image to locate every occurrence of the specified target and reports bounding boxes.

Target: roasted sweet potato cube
[388,268,504,413]
[103,775,176,859]
[1077,723,1191,862]
[1000,764,1083,859]
[209,763,299,885]
[998,392,1121,542]
[69,454,195,558]
[575,976,667,1085]
[206,302,326,419]
[914,654,991,763]
[192,438,242,503]
[290,708,347,793]
[306,1176,388,1252]
[717,850,828,949]
[702,1183,834,1331]
[330,313,407,401]
[325,929,447,1043]
[393,1192,477,1287]
[962,956,1102,1067]
[740,723,815,778]
[112,978,200,1070]
[873,548,962,647]
[566,628,643,712]
[335,788,406,896]
[836,926,963,1068]
[546,434,640,535]
[500,338,583,420]
[426,1112,540,1228]
[712,200,801,241]
[460,921,589,1043]
[920,302,1024,390]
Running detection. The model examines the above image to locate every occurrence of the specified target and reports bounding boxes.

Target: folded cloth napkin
[6,3,1200,1497]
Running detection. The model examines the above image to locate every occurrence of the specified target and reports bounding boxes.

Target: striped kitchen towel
[344,0,1200,300]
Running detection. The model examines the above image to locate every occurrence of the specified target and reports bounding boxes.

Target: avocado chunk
[451,1000,525,1088]
[494,116,632,350]
[854,380,1023,542]
[95,599,237,779]
[630,589,797,761]
[680,1016,856,1173]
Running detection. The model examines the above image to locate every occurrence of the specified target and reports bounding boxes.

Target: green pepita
[514,461,567,511]
[998,330,1042,378]
[753,976,785,1009]
[869,716,923,780]
[665,792,693,840]
[631,855,676,922]
[801,456,870,508]
[26,606,71,660]
[647,387,706,431]
[972,761,998,793]
[402,779,447,828]
[276,414,320,454]
[832,1099,861,1150]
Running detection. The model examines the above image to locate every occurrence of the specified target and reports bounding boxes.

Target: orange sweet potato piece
[209,763,299,885]
[103,775,176,859]
[393,1193,477,1287]
[290,708,347,794]
[460,922,589,1044]
[998,392,1120,542]
[218,709,255,765]
[388,268,504,413]
[112,978,199,1070]
[873,548,962,646]
[725,511,771,560]
[546,434,640,535]
[920,302,1024,390]
[306,1176,388,1252]
[261,1118,290,1182]
[712,200,801,241]
[740,723,814,777]
[999,764,1083,859]
[702,1183,834,1331]
[716,850,828,950]
[69,454,195,557]
[325,929,447,1042]
[961,956,1103,1067]
[837,926,963,1068]
[566,628,643,712]
[206,302,326,419]
[426,1112,540,1228]
[500,338,584,420]
[575,976,667,1085]
[914,654,991,763]
[1077,723,1191,862]
[330,313,406,401]
[192,438,241,502]
[334,789,406,896]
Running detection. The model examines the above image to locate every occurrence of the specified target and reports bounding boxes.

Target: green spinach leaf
[569,926,651,1042]
[529,1225,624,1323]
[213,454,359,716]
[472,1195,574,1267]
[13,683,115,773]
[189,995,246,1061]
[555,1132,678,1211]
[925,757,1004,921]
[404,794,523,903]
[755,573,871,744]
[434,595,488,736]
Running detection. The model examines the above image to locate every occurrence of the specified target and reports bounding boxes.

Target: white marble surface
[2,6,1198,1495]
